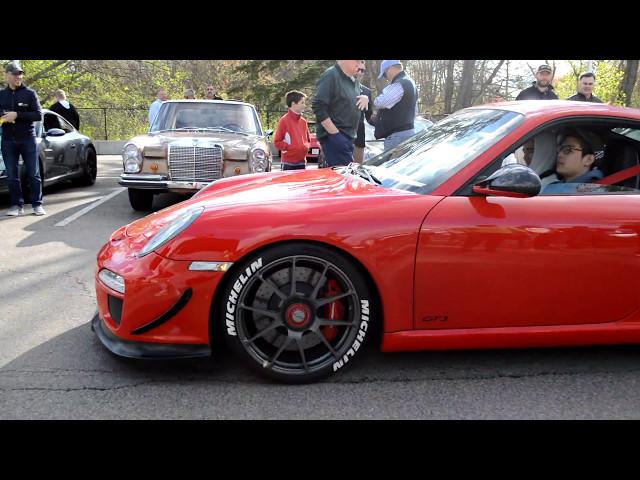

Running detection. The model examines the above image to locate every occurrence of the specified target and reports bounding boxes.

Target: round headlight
[139,207,204,257]
[250,149,268,173]
[123,144,142,173]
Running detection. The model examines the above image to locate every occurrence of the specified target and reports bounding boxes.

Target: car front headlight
[139,206,204,257]
[249,148,268,173]
[123,144,142,173]
[98,269,125,294]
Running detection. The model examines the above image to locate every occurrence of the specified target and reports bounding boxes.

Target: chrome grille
[168,145,223,183]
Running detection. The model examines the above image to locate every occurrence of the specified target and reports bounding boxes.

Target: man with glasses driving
[542,129,604,193]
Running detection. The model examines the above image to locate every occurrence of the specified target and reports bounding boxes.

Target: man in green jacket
[312,60,369,167]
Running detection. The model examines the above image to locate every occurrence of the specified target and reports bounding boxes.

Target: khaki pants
[353,146,364,164]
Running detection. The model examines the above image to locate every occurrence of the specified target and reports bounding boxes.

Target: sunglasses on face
[557,145,583,155]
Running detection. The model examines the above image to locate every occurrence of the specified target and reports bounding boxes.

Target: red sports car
[93,101,640,383]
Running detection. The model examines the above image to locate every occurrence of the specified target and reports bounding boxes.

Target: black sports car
[0,108,97,194]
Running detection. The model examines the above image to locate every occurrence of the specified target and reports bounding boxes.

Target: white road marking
[54,188,126,227]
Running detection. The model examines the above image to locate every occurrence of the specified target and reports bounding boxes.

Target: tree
[620,60,639,107]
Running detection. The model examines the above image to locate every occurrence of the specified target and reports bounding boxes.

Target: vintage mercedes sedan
[94,101,640,383]
[120,100,272,211]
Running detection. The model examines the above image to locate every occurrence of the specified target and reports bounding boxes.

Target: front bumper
[119,174,207,192]
[94,233,230,350]
[91,311,211,359]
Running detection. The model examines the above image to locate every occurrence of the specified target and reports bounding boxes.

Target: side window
[458,120,640,197]
[43,113,61,132]
[58,116,74,133]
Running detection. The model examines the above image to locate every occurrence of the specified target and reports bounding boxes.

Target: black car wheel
[128,188,154,211]
[222,242,374,383]
[74,148,97,186]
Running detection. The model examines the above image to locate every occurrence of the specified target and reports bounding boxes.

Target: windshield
[150,102,263,135]
[364,116,433,142]
[364,109,523,194]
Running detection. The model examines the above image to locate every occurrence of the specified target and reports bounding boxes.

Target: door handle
[70,144,77,149]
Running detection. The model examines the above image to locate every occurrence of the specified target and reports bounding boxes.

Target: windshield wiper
[343,162,383,185]
[153,127,249,135]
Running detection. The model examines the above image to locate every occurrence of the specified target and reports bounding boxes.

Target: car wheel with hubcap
[221,243,374,383]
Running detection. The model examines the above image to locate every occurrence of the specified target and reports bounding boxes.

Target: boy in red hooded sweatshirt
[274,91,311,170]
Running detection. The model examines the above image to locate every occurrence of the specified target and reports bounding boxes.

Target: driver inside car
[542,129,604,193]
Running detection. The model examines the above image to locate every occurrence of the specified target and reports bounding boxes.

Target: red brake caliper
[321,279,343,341]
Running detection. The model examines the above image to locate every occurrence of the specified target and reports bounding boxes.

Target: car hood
[125,169,412,239]
[128,131,265,154]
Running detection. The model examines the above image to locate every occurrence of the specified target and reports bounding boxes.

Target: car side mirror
[265,129,273,137]
[472,164,541,198]
[46,128,66,137]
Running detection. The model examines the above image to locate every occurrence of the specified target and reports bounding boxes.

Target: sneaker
[6,205,24,216]
[33,205,46,216]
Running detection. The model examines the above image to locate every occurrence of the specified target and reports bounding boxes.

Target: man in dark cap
[516,64,559,100]
[0,61,45,216]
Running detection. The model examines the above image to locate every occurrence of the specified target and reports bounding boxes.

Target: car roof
[163,99,256,108]
[467,100,640,120]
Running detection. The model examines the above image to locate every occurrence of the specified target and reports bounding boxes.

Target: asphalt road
[2,155,640,419]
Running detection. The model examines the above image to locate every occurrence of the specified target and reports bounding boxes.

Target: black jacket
[0,84,42,140]
[355,84,373,148]
[49,101,80,129]
[312,64,362,140]
[566,92,603,103]
[515,82,558,100]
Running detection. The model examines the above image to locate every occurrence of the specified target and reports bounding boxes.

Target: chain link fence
[77,108,148,141]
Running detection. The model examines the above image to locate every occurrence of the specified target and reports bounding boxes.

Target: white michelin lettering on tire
[225,258,263,336]
[333,299,370,372]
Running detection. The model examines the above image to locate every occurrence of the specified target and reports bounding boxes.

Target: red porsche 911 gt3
[93,101,640,383]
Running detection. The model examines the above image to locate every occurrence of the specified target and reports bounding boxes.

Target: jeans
[383,128,416,151]
[1,137,42,207]
[319,131,354,167]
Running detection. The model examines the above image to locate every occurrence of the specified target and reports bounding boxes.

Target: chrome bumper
[119,174,209,190]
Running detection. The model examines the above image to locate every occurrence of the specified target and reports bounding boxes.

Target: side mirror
[265,129,274,137]
[46,128,66,137]
[473,164,541,198]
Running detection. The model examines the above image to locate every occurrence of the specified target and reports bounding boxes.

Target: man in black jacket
[566,72,603,103]
[49,89,80,129]
[515,64,558,101]
[353,61,374,163]
[1,61,45,216]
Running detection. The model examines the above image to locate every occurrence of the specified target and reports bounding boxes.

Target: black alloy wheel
[74,148,97,186]
[222,243,374,383]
